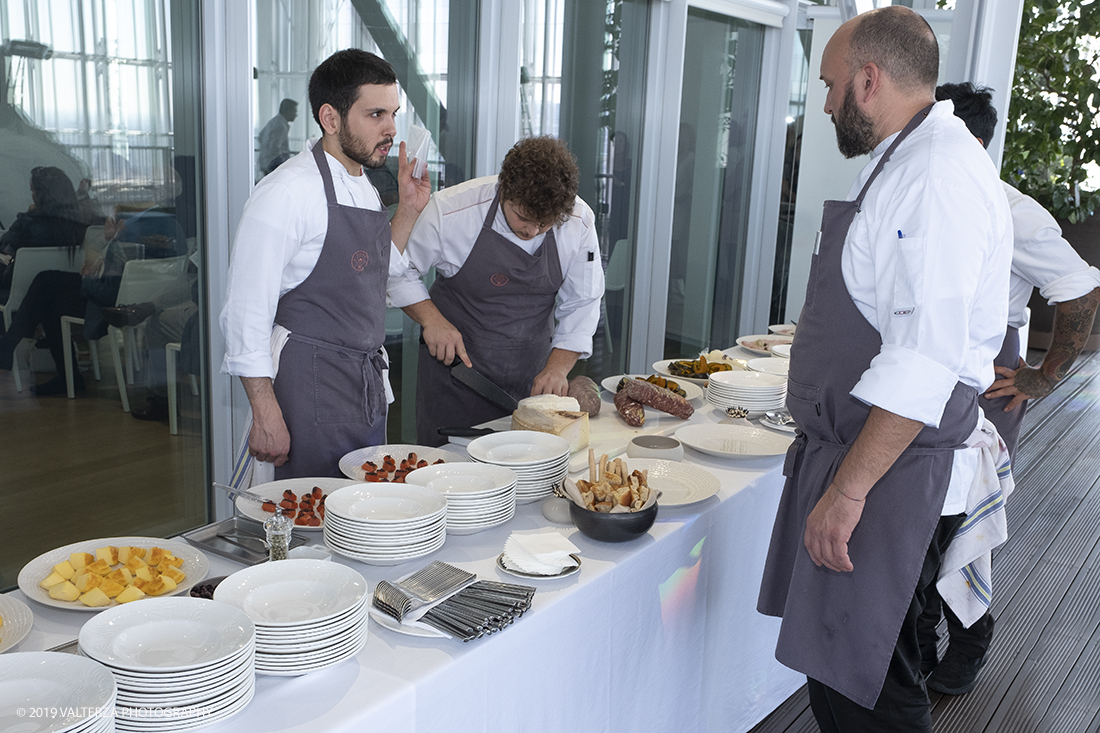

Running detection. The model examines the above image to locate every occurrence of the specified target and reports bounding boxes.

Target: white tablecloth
[11,407,804,733]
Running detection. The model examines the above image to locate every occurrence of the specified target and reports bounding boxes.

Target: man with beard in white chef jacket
[756,8,1012,732]
[389,136,604,445]
[221,49,430,483]
[913,81,1100,696]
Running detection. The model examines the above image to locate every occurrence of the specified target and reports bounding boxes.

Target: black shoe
[131,396,169,421]
[33,374,84,396]
[926,649,987,695]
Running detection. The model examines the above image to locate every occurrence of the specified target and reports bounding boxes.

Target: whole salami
[614,389,645,427]
[568,375,601,416]
[622,378,694,419]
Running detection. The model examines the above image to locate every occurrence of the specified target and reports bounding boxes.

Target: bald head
[847,6,939,94]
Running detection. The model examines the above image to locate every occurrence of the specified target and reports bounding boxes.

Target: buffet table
[9,401,804,733]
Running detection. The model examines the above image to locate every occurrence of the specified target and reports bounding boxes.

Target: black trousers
[807,513,966,733]
[0,270,84,371]
[917,585,996,661]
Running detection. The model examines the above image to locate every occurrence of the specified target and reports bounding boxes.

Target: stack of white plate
[78,598,255,731]
[0,652,117,733]
[465,431,570,504]
[214,560,368,676]
[706,370,787,418]
[323,484,448,565]
[404,463,518,534]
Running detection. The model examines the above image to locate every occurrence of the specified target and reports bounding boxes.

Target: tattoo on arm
[1042,287,1100,383]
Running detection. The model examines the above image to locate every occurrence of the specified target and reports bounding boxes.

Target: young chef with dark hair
[389,136,604,446]
[756,8,1012,732]
[915,81,1100,696]
[221,49,430,483]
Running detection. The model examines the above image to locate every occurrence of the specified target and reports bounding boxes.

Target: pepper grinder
[264,510,293,561]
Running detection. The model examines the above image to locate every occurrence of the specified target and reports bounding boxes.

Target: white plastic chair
[0,246,83,392]
[166,341,200,435]
[62,255,189,409]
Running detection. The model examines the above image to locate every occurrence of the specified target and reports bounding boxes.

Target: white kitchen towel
[937,416,1015,627]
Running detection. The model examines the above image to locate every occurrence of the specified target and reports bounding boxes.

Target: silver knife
[450,363,519,412]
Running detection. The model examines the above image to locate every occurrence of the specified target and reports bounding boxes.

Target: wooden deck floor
[750,348,1100,733]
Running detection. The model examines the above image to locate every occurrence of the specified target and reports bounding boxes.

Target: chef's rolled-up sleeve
[847,173,1010,428]
[387,195,445,308]
[220,179,305,379]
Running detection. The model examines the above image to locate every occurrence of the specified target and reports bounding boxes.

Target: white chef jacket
[220,139,410,378]
[840,101,1013,515]
[1003,182,1100,329]
[387,175,605,358]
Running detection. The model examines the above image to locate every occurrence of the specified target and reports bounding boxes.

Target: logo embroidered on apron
[490,273,509,287]
[351,251,370,271]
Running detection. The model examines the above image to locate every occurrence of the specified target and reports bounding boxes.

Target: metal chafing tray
[182,516,308,565]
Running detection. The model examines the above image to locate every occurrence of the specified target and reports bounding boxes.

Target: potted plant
[1002,0,1100,347]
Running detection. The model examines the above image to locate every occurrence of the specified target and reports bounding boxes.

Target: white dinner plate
[79,597,255,673]
[618,458,721,506]
[466,431,570,466]
[367,606,449,639]
[676,424,794,459]
[768,323,797,336]
[747,357,790,376]
[235,477,359,531]
[733,334,794,356]
[404,462,518,495]
[600,374,704,403]
[0,595,33,654]
[0,652,116,733]
[770,343,792,359]
[18,536,209,612]
[326,484,447,522]
[338,444,461,482]
[650,359,711,386]
[214,559,366,626]
[708,370,787,389]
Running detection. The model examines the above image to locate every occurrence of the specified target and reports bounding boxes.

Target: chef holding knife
[221,49,430,483]
[389,136,604,446]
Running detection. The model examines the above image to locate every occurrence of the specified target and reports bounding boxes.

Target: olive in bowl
[189,576,227,600]
[568,501,658,542]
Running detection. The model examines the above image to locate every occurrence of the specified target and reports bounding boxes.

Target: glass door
[663,7,765,359]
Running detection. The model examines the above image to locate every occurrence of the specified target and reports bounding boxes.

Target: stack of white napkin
[501,531,581,575]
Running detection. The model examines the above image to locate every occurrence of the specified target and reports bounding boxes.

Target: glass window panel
[516,0,649,379]
[0,0,210,591]
[664,9,765,358]
[251,0,479,443]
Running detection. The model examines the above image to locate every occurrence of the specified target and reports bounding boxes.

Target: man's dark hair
[279,98,298,117]
[935,82,997,149]
[849,6,939,93]
[308,50,397,127]
[498,136,578,227]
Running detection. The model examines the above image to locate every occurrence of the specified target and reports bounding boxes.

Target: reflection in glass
[520,0,648,378]
[252,0,478,442]
[665,10,764,359]
[0,1,207,591]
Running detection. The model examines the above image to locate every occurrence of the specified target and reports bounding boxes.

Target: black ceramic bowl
[188,575,227,600]
[568,501,658,542]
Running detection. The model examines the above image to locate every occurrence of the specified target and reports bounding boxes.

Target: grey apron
[757,106,979,708]
[415,189,564,446]
[271,142,390,478]
[981,325,1024,456]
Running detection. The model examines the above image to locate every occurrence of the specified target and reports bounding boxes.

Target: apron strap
[312,141,339,206]
[854,104,934,209]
